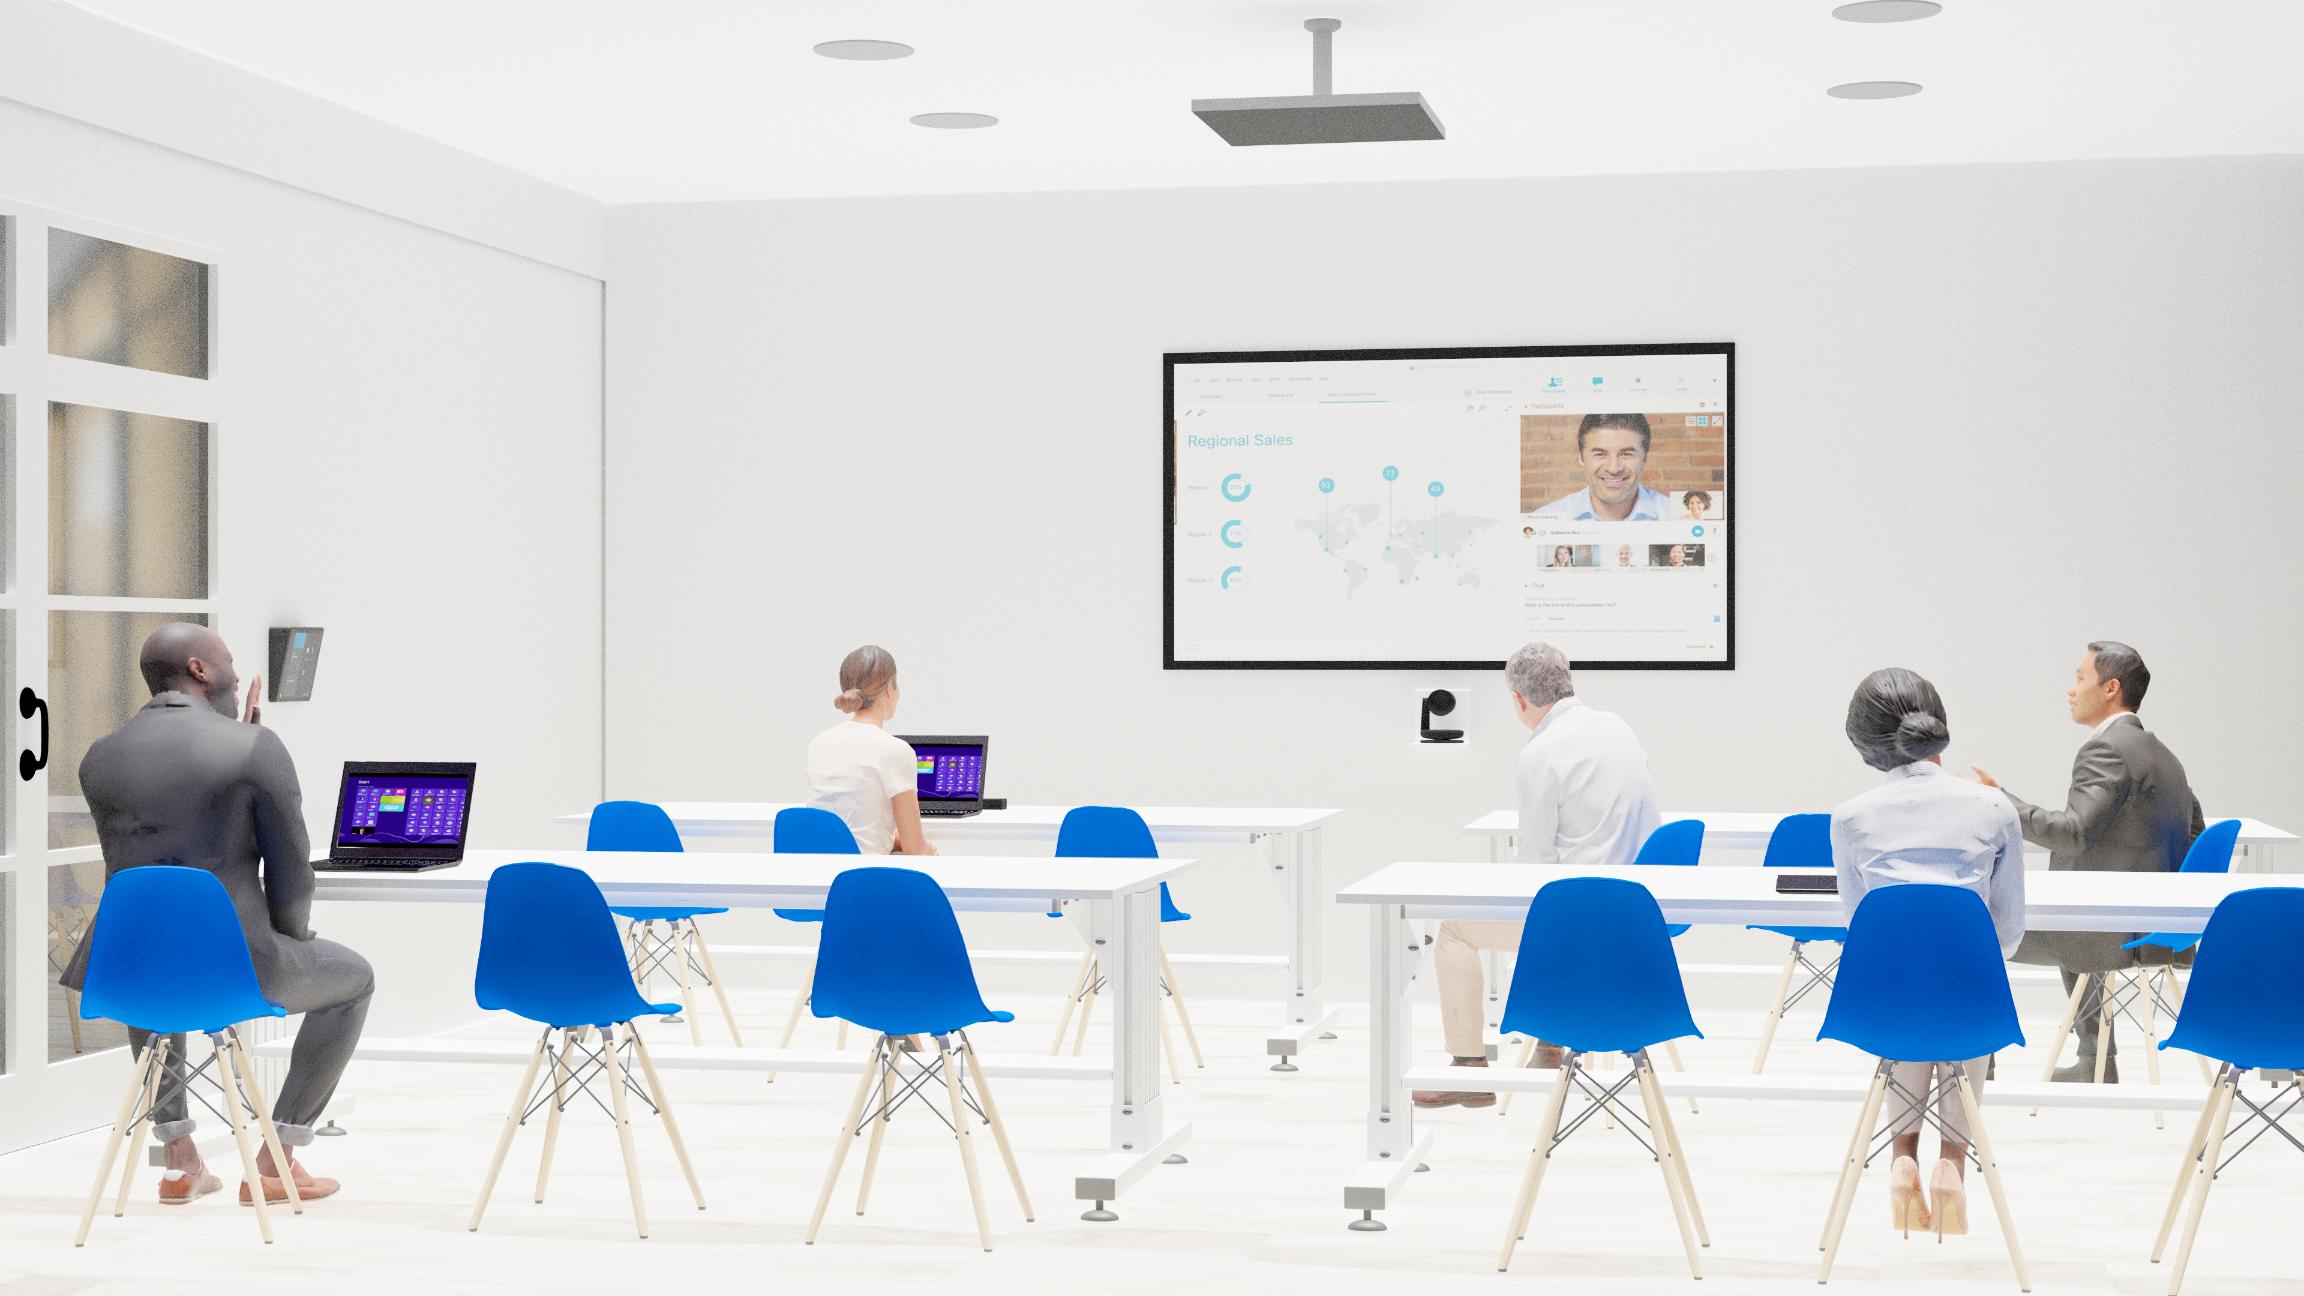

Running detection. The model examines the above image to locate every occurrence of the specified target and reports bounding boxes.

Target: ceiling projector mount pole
[1191,16,1445,146]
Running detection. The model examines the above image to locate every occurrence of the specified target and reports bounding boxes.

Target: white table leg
[1072,882,1190,1220]
[1264,828,1340,1070]
[1343,901,1423,1231]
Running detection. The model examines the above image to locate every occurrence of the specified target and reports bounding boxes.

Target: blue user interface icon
[1318,477,1334,494]
[1692,525,1706,538]
[1427,482,1444,498]
[1219,565,1243,590]
[1220,473,1252,502]
[1220,520,1245,549]
[1382,465,1399,482]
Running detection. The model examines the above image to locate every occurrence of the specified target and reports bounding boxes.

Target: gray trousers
[2063,970,2118,1059]
[133,937,374,1148]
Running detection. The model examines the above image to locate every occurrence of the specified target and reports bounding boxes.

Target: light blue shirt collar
[1884,759,1945,782]
[1530,694,1583,740]
[1544,484,1672,522]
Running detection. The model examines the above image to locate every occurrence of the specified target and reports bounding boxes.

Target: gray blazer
[59,691,315,993]
[2008,714,2205,973]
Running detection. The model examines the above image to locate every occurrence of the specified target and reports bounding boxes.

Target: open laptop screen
[330,761,477,856]
[902,737,987,804]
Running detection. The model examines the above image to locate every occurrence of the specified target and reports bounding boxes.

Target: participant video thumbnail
[1521,411,1727,522]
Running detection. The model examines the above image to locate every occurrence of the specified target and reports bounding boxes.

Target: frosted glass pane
[49,402,209,598]
[48,228,209,379]
[47,609,209,850]
[51,862,126,1061]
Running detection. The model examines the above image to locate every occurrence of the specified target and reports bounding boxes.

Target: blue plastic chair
[590,800,740,1046]
[1635,819,1706,938]
[2123,818,2243,956]
[1046,806,1201,1075]
[1745,814,1847,1072]
[2147,887,2304,1290]
[469,862,704,1238]
[72,866,300,1245]
[771,807,863,1064]
[801,866,1032,1251]
[1815,883,2028,1286]
[1494,877,1707,1278]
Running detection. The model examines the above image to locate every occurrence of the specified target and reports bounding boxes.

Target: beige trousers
[1886,1058,1987,1142]
[1436,920,1525,1058]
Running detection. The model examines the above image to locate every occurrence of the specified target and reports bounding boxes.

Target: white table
[314,848,1196,1218]
[1335,861,2294,1230]
[1465,810,2299,867]
[553,803,1346,1067]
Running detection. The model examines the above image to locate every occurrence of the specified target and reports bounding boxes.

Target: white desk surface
[312,848,1194,906]
[553,803,1342,841]
[1340,860,2292,933]
[1462,809,2297,845]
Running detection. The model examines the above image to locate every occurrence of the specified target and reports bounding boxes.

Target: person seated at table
[1833,667,2025,1236]
[806,644,935,856]
[1413,641,1661,1109]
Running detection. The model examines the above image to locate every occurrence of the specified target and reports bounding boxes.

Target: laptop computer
[311,761,478,871]
[898,735,989,818]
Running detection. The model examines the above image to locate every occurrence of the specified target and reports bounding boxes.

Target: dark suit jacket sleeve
[248,726,315,940]
[2007,738,2132,856]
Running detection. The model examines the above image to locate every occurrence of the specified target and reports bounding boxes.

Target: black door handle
[20,686,48,782]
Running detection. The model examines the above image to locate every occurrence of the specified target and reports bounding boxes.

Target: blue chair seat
[479,862,683,1028]
[1818,884,2022,1064]
[1634,819,1706,938]
[609,904,730,922]
[2113,820,2243,963]
[813,866,1012,1037]
[1750,923,1848,944]
[776,908,827,923]
[2123,932,2202,955]
[774,807,864,926]
[79,866,289,1036]
[2162,886,2304,1073]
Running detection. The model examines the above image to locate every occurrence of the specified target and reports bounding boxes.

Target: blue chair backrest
[811,866,1000,1036]
[1818,883,2022,1062]
[79,866,282,1032]
[2180,819,2242,874]
[2164,887,2304,1071]
[476,862,652,1025]
[1499,877,1700,1054]
[1760,814,1832,870]
[775,806,862,854]
[588,800,684,853]
[1635,819,1705,867]
[1056,806,1187,922]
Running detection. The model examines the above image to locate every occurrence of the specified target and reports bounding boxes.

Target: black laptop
[898,735,989,818]
[312,761,477,872]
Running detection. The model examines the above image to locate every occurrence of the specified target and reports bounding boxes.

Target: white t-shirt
[805,720,919,855]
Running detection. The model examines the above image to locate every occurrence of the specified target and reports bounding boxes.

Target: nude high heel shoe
[1889,1155,1931,1237]
[1929,1159,1967,1240]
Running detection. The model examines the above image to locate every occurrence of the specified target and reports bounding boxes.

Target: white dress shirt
[1515,696,1664,868]
[2090,710,2140,740]
[1831,761,2028,958]
[1530,484,1674,522]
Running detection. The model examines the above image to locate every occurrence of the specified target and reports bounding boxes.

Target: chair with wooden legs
[469,862,705,1239]
[1044,806,1202,1082]
[1494,877,1709,1280]
[1745,813,1848,1074]
[803,866,1034,1252]
[767,807,860,1081]
[2146,886,2304,1296]
[592,801,743,1047]
[71,866,304,1246]
[1816,885,2029,1291]
[2032,821,2240,1123]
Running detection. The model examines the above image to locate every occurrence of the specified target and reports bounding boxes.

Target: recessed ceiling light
[1831,1,1943,21]
[911,112,999,129]
[1826,80,1924,99]
[814,39,914,61]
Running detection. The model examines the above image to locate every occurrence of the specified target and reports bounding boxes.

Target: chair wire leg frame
[1752,939,1841,1073]
[624,919,742,1045]
[1496,1050,1707,1279]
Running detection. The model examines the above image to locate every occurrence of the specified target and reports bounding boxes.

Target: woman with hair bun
[805,645,935,856]
[1831,667,2025,1240]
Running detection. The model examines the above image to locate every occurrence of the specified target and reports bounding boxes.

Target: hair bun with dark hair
[1894,710,1951,760]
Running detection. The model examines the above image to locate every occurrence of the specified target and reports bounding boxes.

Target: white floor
[1,986,2296,1296]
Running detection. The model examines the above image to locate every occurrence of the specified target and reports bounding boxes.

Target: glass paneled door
[0,205,220,1151]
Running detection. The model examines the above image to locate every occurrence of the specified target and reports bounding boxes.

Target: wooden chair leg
[602,1023,652,1239]
[470,1034,550,1232]
[687,924,744,1047]
[959,1032,1034,1222]
[1635,1054,1705,1280]
[68,989,85,1055]
[1753,941,1802,1075]
[854,1038,894,1216]
[2152,1064,2228,1262]
[666,925,702,1047]
[628,1027,705,1211]
[1159,947,1205,1068]
[805,1034,886,1244]
[1953,1072,2031,1292]
[1649,1055,1711,1247]
[2141,972,2165,1128]
[1070,971,1099,1057]
[2092,972,2113,1086]
[1818,1065,1892,1281]
[213,1032,276,1244]
[1662,1040,1699,1114]
[1497,1037,1538,1117]
[534,1029,580,1202]
[2166,1075,2239,1296]
[2034,975,2091,1114]
[1050,952,1092,1054]
[226,1029,304,1215]
[937,1036,995,1252]
[76,1042,158,1245]
[1498,1054,1577,1269]
[111,1038,166,1218]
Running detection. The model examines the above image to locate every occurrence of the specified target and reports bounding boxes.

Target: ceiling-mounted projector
[1192,18,1445,146]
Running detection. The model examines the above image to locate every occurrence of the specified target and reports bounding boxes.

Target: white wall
[605,156,2304,998]
[1,96,604,1036]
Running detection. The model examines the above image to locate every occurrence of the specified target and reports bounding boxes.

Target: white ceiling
[67,0,2304,205]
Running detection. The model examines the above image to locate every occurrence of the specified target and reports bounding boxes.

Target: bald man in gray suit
[60,624,366,1205]
[1976,640,2203,1083]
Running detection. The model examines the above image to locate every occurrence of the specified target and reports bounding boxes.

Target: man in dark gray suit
[60,624,368,1205]
[1975,640,2203,1082]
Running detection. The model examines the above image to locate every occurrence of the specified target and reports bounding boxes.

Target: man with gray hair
[1413,642,1664,1109]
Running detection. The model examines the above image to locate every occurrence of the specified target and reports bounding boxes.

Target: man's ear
[185,656,213,685]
